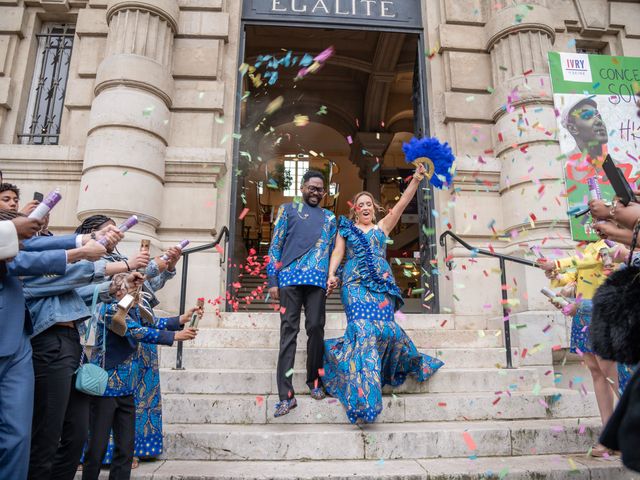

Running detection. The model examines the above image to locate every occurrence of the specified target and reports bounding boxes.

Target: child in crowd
[81,272,201,480]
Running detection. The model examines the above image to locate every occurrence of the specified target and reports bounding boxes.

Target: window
[283,156,309,197]
[19,23,75,145]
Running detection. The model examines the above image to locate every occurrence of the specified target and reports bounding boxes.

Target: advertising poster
[548,52,640,241]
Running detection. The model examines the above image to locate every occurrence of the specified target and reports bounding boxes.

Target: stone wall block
[444,92,492,122]
[443,0,487,25]
[574,0,609,34]
[437,24,486,52]
[77,36,107,77]
[95,54,175,106]
[611,1,640,38]
[0,77,12,108]
[76,7,109,36]
[178,11,229,40]
[0,6,26,36]
[453,122,494,155]
[0,35,12,75]
[168,111,215,148]
[444,51,492,92]
[173,80,224,111]
[88,88,171,147]
[173,38,219,79]
[64,77,95,109]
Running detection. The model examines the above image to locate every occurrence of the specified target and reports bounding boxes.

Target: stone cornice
[95,79,173,109]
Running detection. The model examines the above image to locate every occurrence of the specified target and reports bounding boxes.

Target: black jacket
[601,368,640,472]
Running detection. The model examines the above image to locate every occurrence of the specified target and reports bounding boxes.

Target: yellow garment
[551,239,609,300]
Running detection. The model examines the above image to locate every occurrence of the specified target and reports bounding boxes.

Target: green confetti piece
[122,171,128,176]
[532,383,542,396]
[142,106,154,117]
[499,467,509,479]
[285,368,294,378]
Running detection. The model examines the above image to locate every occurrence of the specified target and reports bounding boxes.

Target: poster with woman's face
[549,52,640,240]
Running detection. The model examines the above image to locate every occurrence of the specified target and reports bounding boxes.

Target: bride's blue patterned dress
[323,216,444,423]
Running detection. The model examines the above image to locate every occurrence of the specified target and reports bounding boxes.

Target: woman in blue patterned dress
[323,164,444,423]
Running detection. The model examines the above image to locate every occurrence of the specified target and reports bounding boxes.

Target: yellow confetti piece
[265,96,284,115]
[294,114,310,127]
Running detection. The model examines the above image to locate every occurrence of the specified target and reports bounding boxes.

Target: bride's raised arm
[378,163,427,236]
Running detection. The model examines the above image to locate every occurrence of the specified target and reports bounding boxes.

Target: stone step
[209,312,454,330]
[160,346,520,370]
[76,455,634,480]
[161,390,599,425]
[160,367,544,395]
[187,328,506,349]
[160,418,602,461]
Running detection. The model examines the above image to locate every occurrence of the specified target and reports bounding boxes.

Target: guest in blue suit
[0,211,107,480]
[267,170,337,417]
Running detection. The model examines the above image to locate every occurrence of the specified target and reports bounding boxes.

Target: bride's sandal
[132,457,140,469]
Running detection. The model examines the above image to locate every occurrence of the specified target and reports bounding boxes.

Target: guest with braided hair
[74,214,184,473]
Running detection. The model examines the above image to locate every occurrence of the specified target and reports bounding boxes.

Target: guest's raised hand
[413,163,427,182]
[93,224,124,247]
[536,258,555,272]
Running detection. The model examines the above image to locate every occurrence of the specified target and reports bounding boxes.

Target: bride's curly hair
[348,191,386,223]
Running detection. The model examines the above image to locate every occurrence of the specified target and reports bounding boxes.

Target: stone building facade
[0,0,638,324]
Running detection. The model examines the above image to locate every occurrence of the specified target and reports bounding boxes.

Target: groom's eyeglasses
[305,186,325,194]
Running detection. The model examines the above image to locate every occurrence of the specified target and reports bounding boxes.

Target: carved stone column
[77,0,178,234]
[487,1,566,312]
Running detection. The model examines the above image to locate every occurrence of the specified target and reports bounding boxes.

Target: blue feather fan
[402,137,455,189]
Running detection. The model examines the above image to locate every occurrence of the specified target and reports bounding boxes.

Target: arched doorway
[228,21,437,313]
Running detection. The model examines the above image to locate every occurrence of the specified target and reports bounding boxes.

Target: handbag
[75,291,109,396]
[591,222,640,365]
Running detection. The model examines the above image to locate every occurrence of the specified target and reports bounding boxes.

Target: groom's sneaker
[310,387,326,400]
[274,398,297,417]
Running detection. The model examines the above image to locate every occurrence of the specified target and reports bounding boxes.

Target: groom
[267,170,337,417]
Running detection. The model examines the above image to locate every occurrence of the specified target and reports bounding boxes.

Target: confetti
[285,368,294,378]
[463,432,477,451]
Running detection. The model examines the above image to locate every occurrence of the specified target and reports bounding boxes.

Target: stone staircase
[107,311,635,479]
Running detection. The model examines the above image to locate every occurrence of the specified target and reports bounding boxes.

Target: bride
[323,163,444,423]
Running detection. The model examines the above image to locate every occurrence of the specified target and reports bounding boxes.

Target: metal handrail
[439,230,540,369]
[174,226,230,370]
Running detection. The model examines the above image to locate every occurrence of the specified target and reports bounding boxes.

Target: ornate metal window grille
[19,24,75,145]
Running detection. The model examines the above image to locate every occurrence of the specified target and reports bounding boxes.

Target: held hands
[562,302,579,317]
[326,274,340,296]
[175,327,198,341]
[180,305,204,325]
[12,217,44,240]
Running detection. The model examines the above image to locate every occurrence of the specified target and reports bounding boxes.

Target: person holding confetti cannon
[321,137,453,423]
[539,177,627,458]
